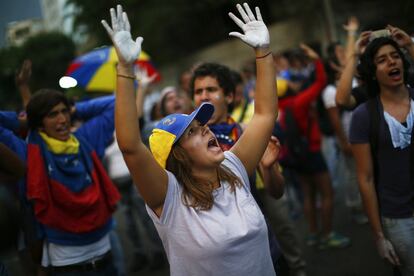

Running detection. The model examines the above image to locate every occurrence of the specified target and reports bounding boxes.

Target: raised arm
[74,95,115,158]
[343,17,359,61]
[259,136,284,199]
[228,3,277,176]
[102,5,167,213]
[387,24,414,59]
[336,31,371,108]
[135,69,157,119]
[15,59,32,109]
[292,44,326,109]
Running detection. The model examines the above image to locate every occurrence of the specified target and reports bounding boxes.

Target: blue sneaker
[306,233,319,247]
[318,232,351,250]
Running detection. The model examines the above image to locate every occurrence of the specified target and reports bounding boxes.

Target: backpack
[282,107,310,167]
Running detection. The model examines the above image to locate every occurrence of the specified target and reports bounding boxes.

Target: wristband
[348,31,357,36]
[117,74,135,80]
[256,52,272,59]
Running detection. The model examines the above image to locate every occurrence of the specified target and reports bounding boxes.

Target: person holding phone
[349,26,414,275]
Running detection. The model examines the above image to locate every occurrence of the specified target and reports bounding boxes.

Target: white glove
[101,5,143,65]
[228,3,269,49]
[376,235,401,266]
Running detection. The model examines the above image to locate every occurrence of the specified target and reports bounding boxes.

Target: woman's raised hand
[101,5,143,66]
[260,136,281,168]
[300,43,319,60]
[355,31,371,55]
[228,3,269,49]
[387,25,414,50]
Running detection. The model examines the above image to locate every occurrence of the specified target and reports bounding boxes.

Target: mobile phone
[369,29,391,41]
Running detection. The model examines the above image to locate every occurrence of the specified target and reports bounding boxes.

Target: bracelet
[117,73,136,80]
[256,52,272,59]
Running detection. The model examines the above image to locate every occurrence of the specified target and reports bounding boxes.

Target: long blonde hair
[166,144,241,210]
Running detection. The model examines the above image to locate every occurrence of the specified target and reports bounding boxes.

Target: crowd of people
[0,2,413,276]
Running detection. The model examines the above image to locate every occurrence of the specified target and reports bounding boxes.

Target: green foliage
[66,0,275,64]
[22,31,76,92]
[0,32,75,110]
[66,0,413,65]
[0,46,24,109]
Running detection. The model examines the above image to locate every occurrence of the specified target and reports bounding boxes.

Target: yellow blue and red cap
[149,102,214,168]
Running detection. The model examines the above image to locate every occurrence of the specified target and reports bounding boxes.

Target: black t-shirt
[350,85,368,110]
[349,91,414,218]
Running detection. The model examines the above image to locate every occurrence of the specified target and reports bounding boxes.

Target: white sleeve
[145,170,180,225]
[222,151,251,191]
[322,85,337,109]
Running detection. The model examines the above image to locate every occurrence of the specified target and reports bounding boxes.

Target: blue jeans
[0,262,9,276]
[382,216,414,276]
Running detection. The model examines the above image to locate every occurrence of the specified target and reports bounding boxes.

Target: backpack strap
[367,97,380,166]
[367,96,382,213]
[409,89,414,186]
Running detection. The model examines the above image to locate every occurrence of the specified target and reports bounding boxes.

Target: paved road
[2,183,393,276]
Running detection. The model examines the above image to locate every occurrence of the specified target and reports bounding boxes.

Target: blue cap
[149,102,214,168]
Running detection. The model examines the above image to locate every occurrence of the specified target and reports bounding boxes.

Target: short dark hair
[326,42,341,64]
[26,89,70,130]
[230,70,243,86]
[357,37,410,98]
[190,63,236,99]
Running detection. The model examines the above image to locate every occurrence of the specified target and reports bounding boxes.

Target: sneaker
[306,233,319,247]
[318,232,351,250]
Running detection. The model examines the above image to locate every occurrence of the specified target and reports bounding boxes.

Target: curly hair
[357,37,410,98]
[190,63,236,98]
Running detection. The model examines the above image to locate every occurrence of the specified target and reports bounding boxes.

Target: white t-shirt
[322,81,358,138]
[104,135,130,179]
[41,233,111,267]
[146,151,275,276]
[322,84,337,109]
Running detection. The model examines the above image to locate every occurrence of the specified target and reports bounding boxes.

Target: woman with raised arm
[102,3,277,275]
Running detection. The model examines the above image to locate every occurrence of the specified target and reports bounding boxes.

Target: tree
[0,46,24,109]
[0,32,75,110]
[66,0,275,64]
[21,31,76,92]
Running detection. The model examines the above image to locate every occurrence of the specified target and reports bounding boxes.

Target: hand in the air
[387,24,414,50]
[228,3,269,49]
[355,31,372,55]
[101,5,143,66]
[260,136,281,168]
[15,59,32,86]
